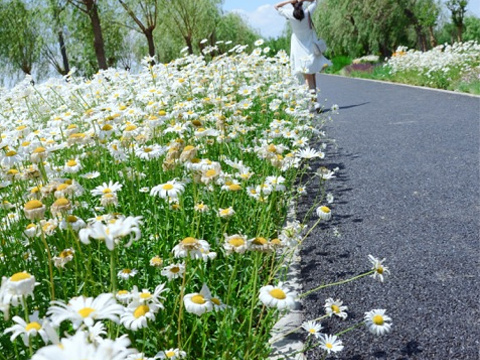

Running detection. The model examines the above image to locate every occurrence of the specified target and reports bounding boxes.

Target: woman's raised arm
[274,0,296,10]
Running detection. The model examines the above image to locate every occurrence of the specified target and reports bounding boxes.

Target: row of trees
[313,0,479,57]
[0,0,479,82]
[0,0,260,82]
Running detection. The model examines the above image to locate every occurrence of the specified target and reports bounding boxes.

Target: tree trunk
[85,0,107,70]
[428,26,437,48]
[185,34,193,55]
[58,30,70,75]
[457,24,463,42]
[145,28,155,58]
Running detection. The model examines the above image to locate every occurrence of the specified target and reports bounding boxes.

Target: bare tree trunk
[428,26,437,48]
[85,0,107,70]
[185,34,193,54]
[457,24,463,42]
[145,28,155,58]
[58,30,70,74]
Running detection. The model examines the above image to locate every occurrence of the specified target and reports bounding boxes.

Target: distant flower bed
[0,44,390,360]
[386,41,480,88]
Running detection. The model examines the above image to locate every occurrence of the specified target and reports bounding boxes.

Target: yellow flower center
[331,304,340,313]
[16,125,27,131]
[228,184,241,191]
[102,188,112,194]
[170,266,180,273]
[125,124,137,131]
[270,238,281,245]
[165,351,176,358]
[158,110,166,116]
[57,184,69,191]
[183,145,195,151]
[211,298,221,306]
[66,160,77,167]
[117,290,129,295]
[181,237,197,245]
[122,269,132,274]
[143,147,152,153]
[269,289,286,300]
[253,237,268,245]
[78,307,95,318]
[162,184,174,190]
[191,294,206,304]
[229,237,245,247]
[373,315,384,325]
[320,206,331,213]
[267,144,277,153]
[10,272,32,282]
[33,147,46,153]
[67,215,78,223]
[134,305,149,318]
[53,198,69,207]
[205,169,217,177]
[150,257,163,266]
[326,343,333,349]
[140,293,151,299]
[376,266,384,274]
[25,322,41,332]
[6,150,17,157]
[59,249,73,258]
[25,200,43,210]
[102,124,113,131]
[26,223,36,229]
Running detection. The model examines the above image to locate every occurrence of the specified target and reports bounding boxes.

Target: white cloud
[230,4,287,39]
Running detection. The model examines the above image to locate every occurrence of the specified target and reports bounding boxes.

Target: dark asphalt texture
[300,75,480,360]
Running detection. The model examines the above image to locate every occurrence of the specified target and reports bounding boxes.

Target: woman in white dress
[274,0,331,93]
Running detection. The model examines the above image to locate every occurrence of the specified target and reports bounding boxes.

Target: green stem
[298,270,374,299]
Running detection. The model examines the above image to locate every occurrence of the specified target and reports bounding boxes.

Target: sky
[223,0,480,38]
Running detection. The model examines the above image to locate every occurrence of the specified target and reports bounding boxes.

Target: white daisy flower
[64,158,82,173]
[223,233,249,254]
[364,309,392,336]
[301,320,322,338]
[161,263,185,280]
[2,271,38,306]
[218,207,235,218]
[47,293,124,329]
[117,268,138,280]
[172,237,211,260]
[183,284,214,316]
[258,283,296,310]
[80,171,100,179]
[155,348,187,359]
[4,311,49,346]
[324,298,348,319]
[319,334,344,354]
[90,181,123,197]
[368,255,390,282]
[150,180,185,200]
[316,206,332,221]
[121,302,158,331]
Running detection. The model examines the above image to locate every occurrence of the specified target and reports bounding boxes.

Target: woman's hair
[292,1,305,21]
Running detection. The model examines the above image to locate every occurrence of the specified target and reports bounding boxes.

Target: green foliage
[0,0,43,75]
[324,56,353,74]
[463,16,480,41]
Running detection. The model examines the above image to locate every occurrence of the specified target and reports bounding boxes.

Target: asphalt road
[300,75,480,360]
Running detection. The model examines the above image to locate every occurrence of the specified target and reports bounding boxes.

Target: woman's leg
[303,73,316,93]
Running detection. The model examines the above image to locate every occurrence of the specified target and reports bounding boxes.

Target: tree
[66,0,108,69]
[446,0,468,42]
[42,0,71,75]
[0,0,43,75]
[463,16,480,41]
[159,0,222,55]
[117,0,159,59]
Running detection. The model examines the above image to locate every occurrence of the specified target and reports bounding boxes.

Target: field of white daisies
[0,43,391,360]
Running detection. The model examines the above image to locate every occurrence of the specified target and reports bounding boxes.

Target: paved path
[301,75,480,359]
